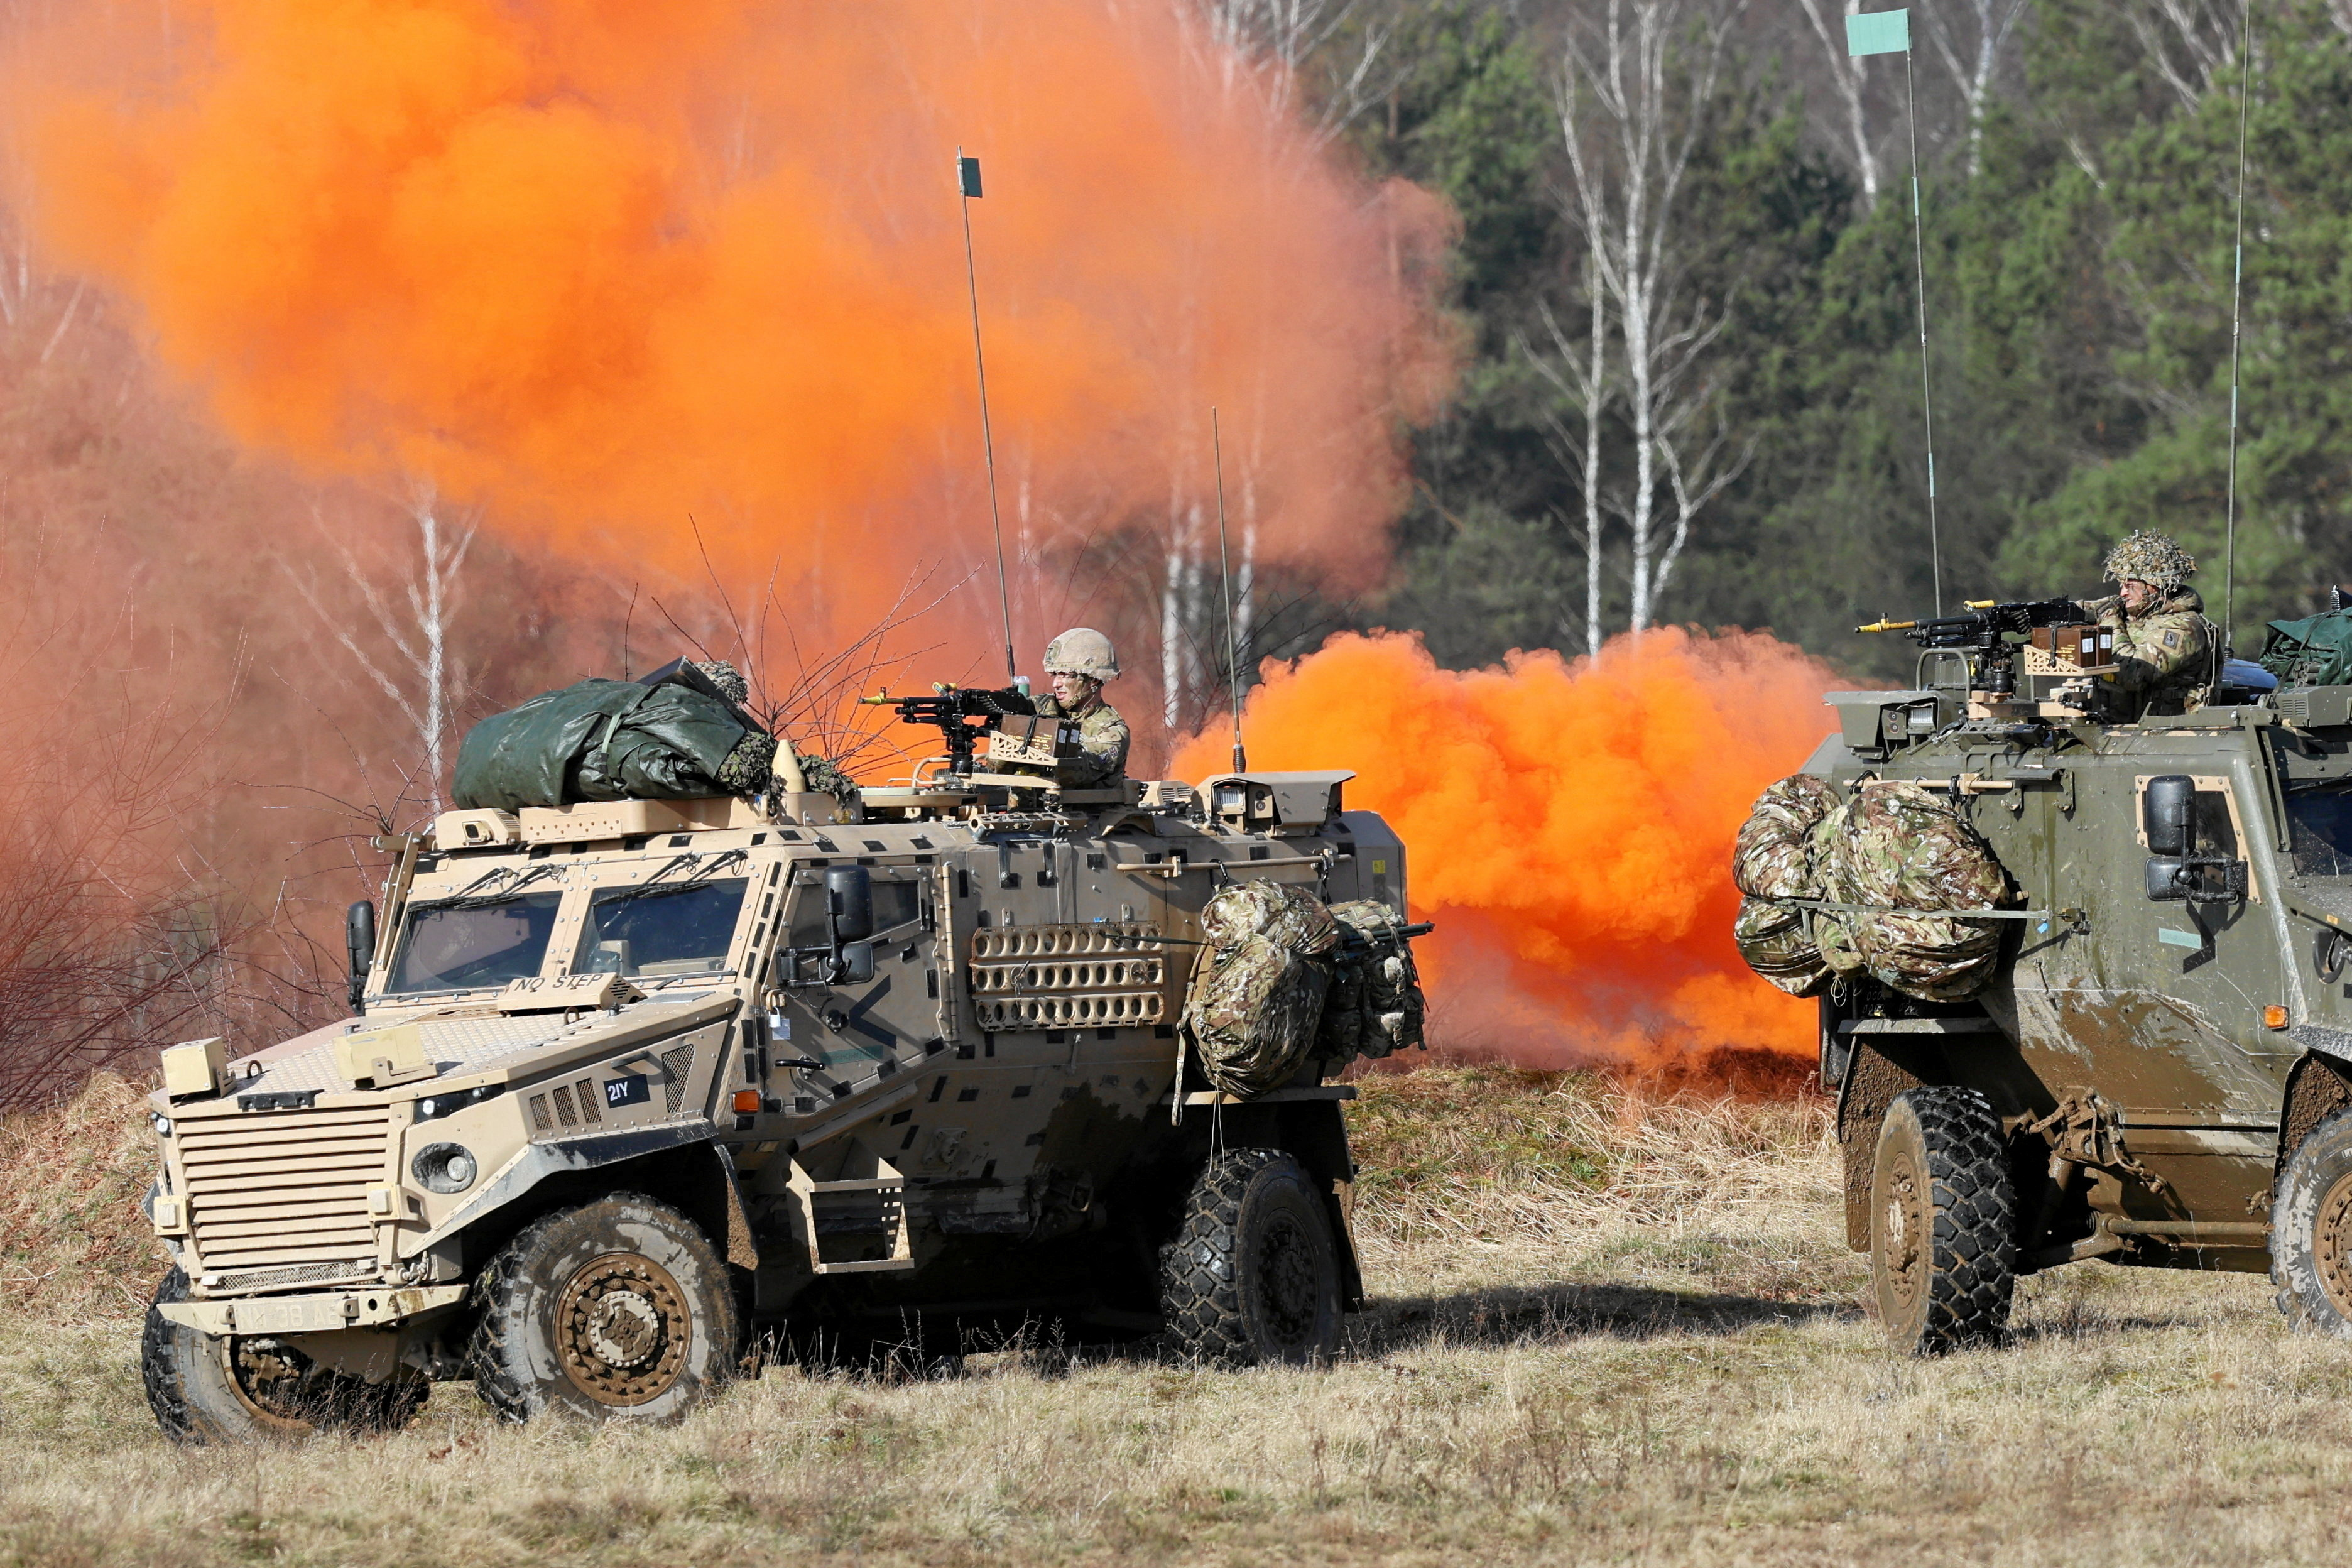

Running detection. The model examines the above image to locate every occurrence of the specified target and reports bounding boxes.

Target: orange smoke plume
[1170,631,1837,1067]
[11,2,1451,646]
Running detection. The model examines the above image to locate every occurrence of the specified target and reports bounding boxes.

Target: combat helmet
[2103,530,2197,592]
[1043,628,1120,681]
[691,659,750,705]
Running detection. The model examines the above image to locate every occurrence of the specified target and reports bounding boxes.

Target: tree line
[1229,0,2347,683]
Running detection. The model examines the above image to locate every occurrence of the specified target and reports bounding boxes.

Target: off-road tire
[140,1268,428,1444]
[2271,1107,2352,1336]
[1870,1087,2017,1354]
[1160,1149,1342,1367]
[466,1192,739,1424]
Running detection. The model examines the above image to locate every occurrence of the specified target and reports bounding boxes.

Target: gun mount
[1858,597,2116,717]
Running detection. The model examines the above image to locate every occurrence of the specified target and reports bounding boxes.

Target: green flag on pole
[1845,8,1909,55]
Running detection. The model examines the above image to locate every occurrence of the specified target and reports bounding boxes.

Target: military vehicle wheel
[141,1268,428,1444]
[1160,1149,1342,1367]
[1870,1087,2017,1354]
[466,1192,738,1423]
[2270,1108,2352,1336]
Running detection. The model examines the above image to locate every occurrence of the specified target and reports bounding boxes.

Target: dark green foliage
[1327,0,2352,679]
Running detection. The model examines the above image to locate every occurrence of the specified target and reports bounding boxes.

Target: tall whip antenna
[1849,9,1942,614]
[1210,408,1248,772]
[957,148,1018,683]
[2222,4,2255,657]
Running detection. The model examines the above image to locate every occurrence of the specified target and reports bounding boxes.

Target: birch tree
[1922,0,2030,175]
[2123,0,2243,112]
[1792,0,1885,205]
[1198,0,1403,146]
[1554,0,1753,634]
[1523,278,1613,655]
[286,481,477,812]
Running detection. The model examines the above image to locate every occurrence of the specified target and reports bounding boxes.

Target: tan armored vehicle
[138,686,1418,1441]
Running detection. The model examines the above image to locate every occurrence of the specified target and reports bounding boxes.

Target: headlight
[150,1114,173,1136]
[415,1084,503,1123]
[411,1141,479,1194]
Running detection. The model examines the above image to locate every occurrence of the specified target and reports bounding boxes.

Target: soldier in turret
[1033,627,1130,787]
[2077,530,2214,719]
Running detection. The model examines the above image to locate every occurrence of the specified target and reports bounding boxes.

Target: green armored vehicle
[138,668,1421,1441]
[1736,590,2352,1353]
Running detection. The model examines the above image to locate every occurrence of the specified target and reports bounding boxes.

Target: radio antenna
[957,148,1018,683]
[1210,408,1247,772]
[2221,4,2255,658]
[1848,9,1942,614]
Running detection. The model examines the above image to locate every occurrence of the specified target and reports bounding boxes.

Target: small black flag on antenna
[957,155,983,199]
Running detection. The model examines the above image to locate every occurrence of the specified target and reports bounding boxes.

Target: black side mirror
[2145,775,2196,856]
[346,899,377,1016]
[2144,858,2188,902]
[826,866,874,944]
[834,941,876,986]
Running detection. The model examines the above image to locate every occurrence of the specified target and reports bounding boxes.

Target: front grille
[178,1106,391,1278]
[215,1260,370,1293]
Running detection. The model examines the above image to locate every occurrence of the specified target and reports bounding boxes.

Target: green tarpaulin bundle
[452,675,767,813]
[2260,611,2352,690]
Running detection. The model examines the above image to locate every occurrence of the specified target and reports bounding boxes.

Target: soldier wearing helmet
[1033,628,1130,788]
[2077,530,2214,719]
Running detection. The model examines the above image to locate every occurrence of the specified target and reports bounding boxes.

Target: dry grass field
[4,1065,2352,1566]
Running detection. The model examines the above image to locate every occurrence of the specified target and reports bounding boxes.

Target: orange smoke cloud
[11,1,1451,645]
[1170,630,1837,1066]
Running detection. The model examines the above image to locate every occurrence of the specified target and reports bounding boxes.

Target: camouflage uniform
[1032,692,1130,787]
[2077,531,2214,719]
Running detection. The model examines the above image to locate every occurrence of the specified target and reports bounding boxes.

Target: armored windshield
[2287,783,2352,879]
[388,892,565,993]
[576,878,749,978]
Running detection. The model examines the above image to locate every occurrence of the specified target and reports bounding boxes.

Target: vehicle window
[2289,786,2352,878]
[576,878,749,978]
[2193,789,2238,859]
[783,878,922,948]
[389,893,565,993]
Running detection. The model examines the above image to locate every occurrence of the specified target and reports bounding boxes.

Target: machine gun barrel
[1854,596,2087,645]
[862,685,1036,777]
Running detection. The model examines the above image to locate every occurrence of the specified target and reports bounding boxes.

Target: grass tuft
[0,1072,160,1323]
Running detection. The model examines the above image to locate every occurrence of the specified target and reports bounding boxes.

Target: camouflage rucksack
[1317,900,1428,1061]
[1812,782,2010,1002]
[1731,774,1841,998]
[1182,881,1339,1099]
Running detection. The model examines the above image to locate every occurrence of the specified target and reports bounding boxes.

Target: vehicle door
[770,861,940,1101]
[2025,757,2289,1115]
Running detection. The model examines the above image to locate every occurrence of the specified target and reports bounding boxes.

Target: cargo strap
[1758,895,2059,923]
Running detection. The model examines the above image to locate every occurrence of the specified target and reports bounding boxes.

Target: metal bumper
[153,1283,469,1336]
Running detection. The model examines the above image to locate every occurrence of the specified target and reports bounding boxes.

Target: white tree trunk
[1924,0,2028,177]
[1553,0,1749,642]
[1792,0,1881,205]
[285,480,477,814]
